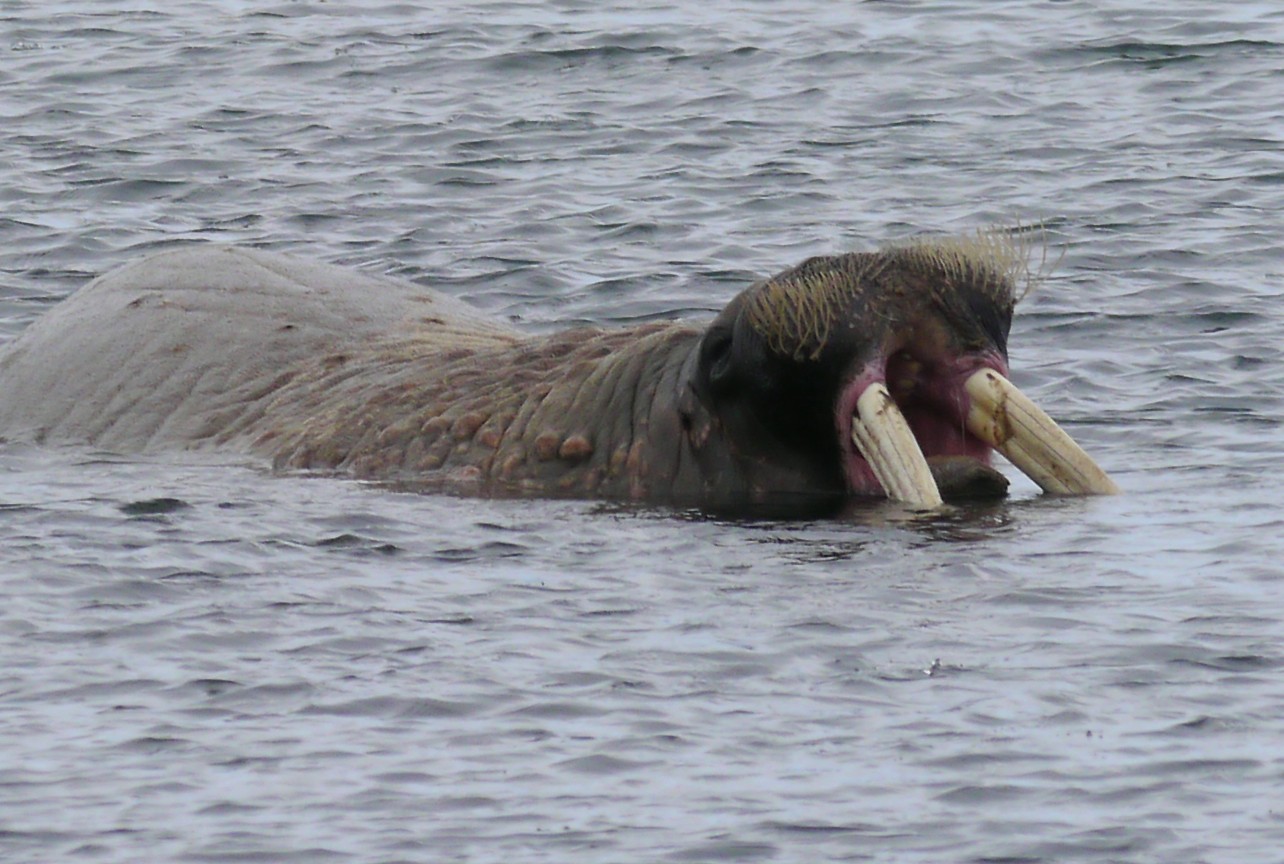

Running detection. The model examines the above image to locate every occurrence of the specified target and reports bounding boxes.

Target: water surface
[3,2,1284,862]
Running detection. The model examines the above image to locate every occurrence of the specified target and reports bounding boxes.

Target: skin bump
[533,432,561,462]
[558,435,593,462]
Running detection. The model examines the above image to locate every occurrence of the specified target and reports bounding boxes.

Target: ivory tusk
[964,369,1119,495]
[851,382,944,508]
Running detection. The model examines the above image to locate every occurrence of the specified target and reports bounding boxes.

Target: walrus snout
[839,345,1118,508]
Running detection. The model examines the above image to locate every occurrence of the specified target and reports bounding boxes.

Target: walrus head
[678,233,1118,509]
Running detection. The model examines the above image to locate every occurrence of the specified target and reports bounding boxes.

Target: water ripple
[3,1,1284,862]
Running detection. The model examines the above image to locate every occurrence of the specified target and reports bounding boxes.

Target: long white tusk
[850,382,944,508]
[964,369,1119,495]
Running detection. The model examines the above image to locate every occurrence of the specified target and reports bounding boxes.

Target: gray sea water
[3,2,1284,862]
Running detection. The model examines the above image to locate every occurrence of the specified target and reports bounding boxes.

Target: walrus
[0,235,1117,514]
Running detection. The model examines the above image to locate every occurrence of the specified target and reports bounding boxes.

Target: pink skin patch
[834,349,1009,495]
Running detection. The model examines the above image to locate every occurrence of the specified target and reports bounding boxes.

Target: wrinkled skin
[0,242,1113,515]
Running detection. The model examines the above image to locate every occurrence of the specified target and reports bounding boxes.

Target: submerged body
[0,240,1116,513]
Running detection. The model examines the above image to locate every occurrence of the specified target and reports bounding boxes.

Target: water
[3,2,1284,861]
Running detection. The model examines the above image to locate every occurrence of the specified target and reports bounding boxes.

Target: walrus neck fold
[242,323,703,501]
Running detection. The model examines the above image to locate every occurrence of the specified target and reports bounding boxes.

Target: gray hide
[0,246,518,451]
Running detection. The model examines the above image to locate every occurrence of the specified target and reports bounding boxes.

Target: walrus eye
[702,328,735,390]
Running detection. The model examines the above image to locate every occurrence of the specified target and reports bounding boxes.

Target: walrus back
[0,246,520,452]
